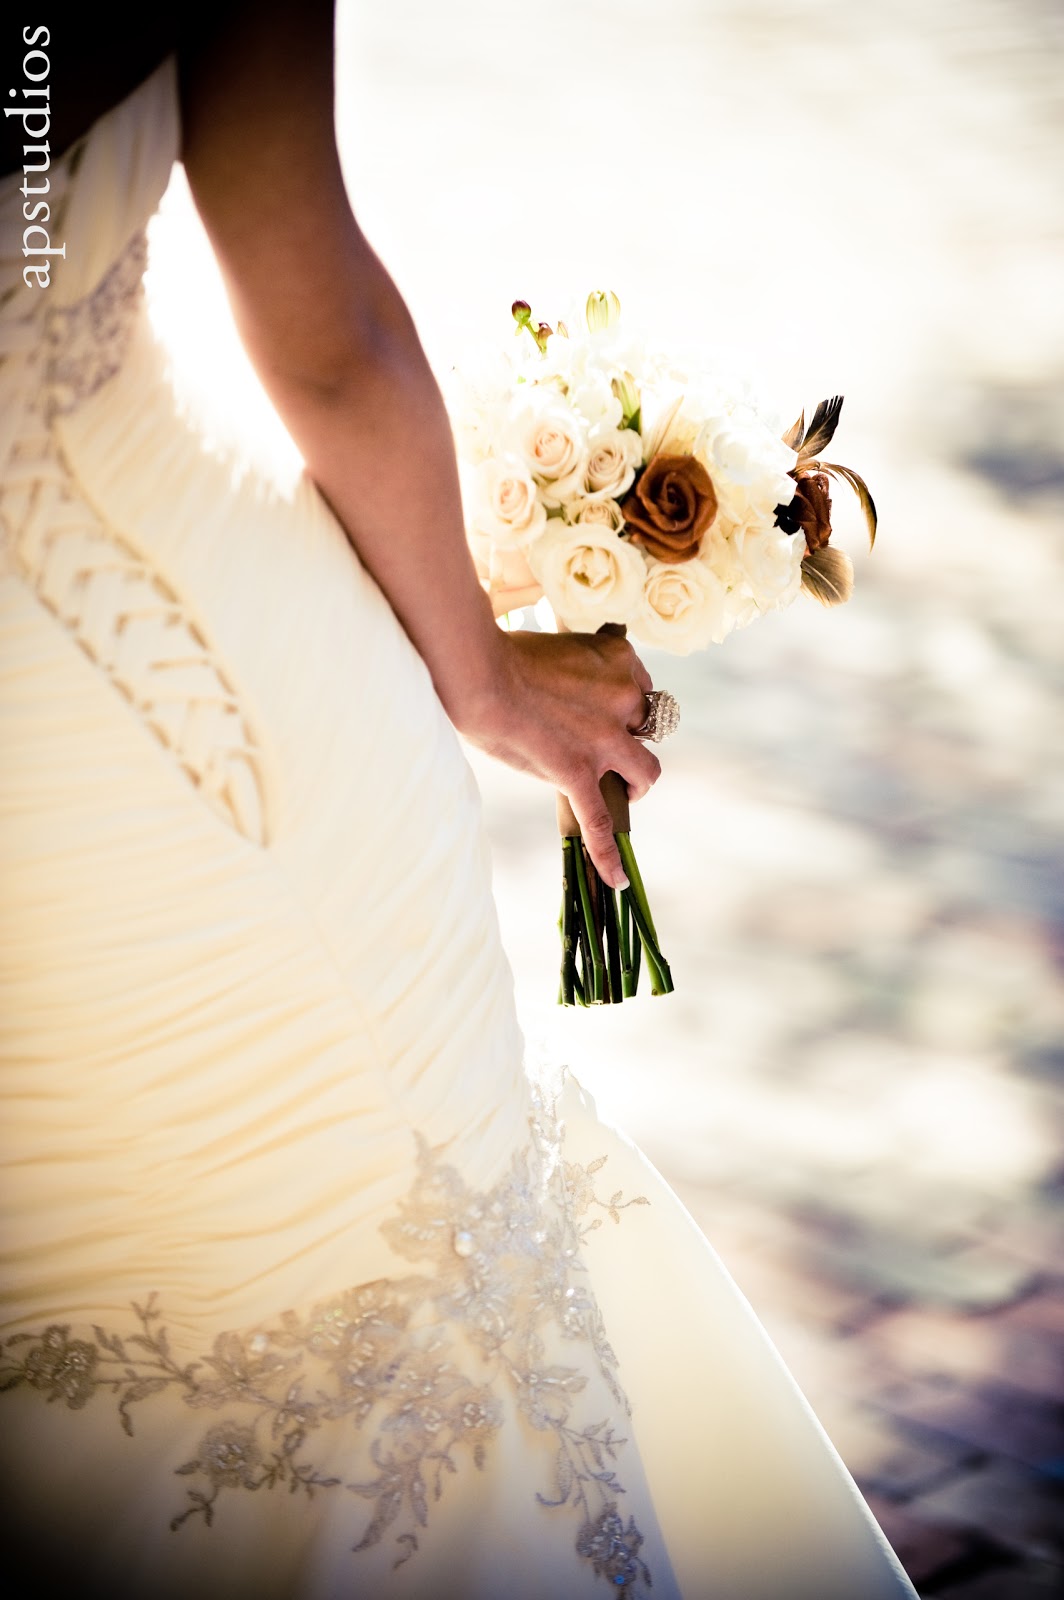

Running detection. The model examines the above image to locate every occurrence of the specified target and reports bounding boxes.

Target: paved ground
[150,2,1064,1593]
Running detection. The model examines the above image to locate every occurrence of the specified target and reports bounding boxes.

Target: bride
[0,4,919,1596]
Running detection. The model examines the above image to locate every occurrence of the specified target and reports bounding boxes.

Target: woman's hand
[449,628,662,890]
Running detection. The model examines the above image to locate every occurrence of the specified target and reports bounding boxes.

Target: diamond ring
[633,689,680,742]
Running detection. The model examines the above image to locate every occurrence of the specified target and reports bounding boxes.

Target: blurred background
[147,2,1064,1594]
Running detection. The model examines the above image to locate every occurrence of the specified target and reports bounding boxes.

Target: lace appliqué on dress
[0,1095,653,1594]
[43,230,149,415]
[0,231,272,845]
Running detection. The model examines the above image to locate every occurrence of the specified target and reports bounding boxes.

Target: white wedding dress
[0,59,919,1600]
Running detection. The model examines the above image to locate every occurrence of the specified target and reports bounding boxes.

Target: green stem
[559,839,577,1007]
[611,832,668,992]
[570,862,593,993]
[616,833,660,946]
[572,842,606,1003]
[631,897,642,990]
[557,829,673,1006]
[587,858,610,1004]
[617,889,636,996]
[601,883,623,1003]
[624,888,673,996]
[617,831,673,994]
[584,844,606,961]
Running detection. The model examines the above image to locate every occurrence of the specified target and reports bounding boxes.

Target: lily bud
[611,371,641,430]
[585,290,621,333]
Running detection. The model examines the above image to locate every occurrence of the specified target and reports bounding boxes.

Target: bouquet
[451,291,876,1007]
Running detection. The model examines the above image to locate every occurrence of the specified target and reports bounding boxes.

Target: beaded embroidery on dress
[0,1089,654,1594]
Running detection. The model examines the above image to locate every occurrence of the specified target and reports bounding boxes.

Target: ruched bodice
[0,58,919,1600]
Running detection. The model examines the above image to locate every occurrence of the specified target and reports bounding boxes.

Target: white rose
[582,425,643,501]
[570,498,625,531]
[711,462,797,526]
[699,522,746,590]
[631,559,732,654]
[527,521,646,631]
[470,455,547,546]
[707,420,765,487]
[700,406,797,498]
[507,397,588,508]
[732,517,804,611]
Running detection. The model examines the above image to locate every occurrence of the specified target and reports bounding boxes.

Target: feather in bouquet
[451,291,876,1006]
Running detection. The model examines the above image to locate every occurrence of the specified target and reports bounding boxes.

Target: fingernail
[616,874,630,890]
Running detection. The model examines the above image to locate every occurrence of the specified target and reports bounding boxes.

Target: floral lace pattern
[44,230,149,415]
[0,1092,653,1593]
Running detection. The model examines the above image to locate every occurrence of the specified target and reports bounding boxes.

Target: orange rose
[620,453,717,564]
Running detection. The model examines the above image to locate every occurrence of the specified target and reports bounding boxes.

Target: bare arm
[178,0,660,886]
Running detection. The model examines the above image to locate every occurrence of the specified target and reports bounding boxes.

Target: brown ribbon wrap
[554,620,633,840]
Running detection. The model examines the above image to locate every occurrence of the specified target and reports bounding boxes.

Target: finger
[629,650,654,698]
[567,778,627,889]
[605,636,654,700]
[624,681,651,731]
[615,741,661,803]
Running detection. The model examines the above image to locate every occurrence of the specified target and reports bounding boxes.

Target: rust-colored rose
[620,453,717,564]
[776,471,833,552]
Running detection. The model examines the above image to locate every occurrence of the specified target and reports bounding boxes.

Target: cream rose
[631,558,732,653]
[571,498,625,531]
[470,455,547,546]
[527,521,646,631]
[469,527,543,617]
[507,398,588,508]
[582,425,643,501]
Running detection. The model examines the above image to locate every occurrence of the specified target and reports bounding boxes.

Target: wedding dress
[0,58,920,1600]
